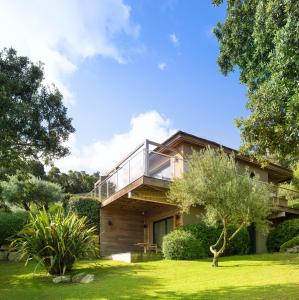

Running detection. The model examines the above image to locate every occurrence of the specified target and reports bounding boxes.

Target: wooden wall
[100,207,144,257]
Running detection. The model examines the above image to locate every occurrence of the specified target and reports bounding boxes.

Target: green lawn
[0,253,299,299]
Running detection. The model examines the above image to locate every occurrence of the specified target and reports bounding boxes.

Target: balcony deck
[92,139,183,203]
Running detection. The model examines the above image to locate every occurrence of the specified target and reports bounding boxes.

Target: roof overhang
[159,131,293,183]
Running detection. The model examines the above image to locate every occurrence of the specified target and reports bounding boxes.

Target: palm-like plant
[11,209,98,275]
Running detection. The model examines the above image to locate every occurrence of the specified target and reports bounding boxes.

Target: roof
[159,130,293,183]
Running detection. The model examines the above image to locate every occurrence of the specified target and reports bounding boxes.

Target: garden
[1,253,299,299]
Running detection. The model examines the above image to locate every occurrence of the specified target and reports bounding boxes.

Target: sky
[0,0,248,173]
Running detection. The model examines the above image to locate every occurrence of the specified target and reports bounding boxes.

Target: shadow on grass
[150,283,299,300]
[0,260,162,300]
[204,252,299,268]
[1,254,299,299]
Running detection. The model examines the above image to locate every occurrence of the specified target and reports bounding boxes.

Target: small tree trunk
[212,254,219,267]
[209,219,228,268]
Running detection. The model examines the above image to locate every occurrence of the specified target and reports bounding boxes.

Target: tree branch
[228,222,245,241]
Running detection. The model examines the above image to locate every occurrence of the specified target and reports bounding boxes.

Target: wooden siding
[100,207,144,257]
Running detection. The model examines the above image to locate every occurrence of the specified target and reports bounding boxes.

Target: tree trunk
[212,255,219,267]
[209,219,228,267]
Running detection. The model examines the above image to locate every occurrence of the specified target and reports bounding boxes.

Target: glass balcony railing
[92,141,183,201]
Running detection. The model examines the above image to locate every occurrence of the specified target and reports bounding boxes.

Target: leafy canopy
[0,48,75,169]
[213,0,299,165]
[168,147,272,266]
[47,166,100,194]
[1,175,63,211]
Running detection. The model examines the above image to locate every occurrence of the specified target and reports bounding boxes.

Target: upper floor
[92,131,293,204]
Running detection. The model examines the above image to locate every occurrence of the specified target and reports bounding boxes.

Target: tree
[168,148,272,267]
[1,175,63,211]
[213,0,299,166]
[47,166,100,194]
[0,48,75,169]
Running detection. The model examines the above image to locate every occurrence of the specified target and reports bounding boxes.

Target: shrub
[267,219,299,252]
[69,196,100,231]
[162,230,205,260]
[11,209,98,275]
[179,223,250,257]
[0,211,28,246]
[280,235,299,252]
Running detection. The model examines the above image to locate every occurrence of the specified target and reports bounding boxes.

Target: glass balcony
[92,140,182,201]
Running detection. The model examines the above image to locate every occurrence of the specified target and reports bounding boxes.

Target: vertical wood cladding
[100,207,145,256]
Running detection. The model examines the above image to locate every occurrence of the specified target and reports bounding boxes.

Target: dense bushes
[11,209,98,275]
[69,196,100,231]
[280,235,299,252]
[162,223,250,260]
[178,223,250,257]
[267,219,299,252]
[162,230,205,260]
[0,212,28,246]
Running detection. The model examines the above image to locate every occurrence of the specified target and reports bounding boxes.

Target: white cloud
[55,111,177,173]
[0,0,140,104]
[169,33,179,47]
[158,62,168,71]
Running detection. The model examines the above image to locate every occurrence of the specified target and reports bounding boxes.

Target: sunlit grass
[1,253,299,299]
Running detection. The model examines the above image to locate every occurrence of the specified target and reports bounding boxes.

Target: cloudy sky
[0,0,248,173]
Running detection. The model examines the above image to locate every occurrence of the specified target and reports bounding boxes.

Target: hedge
[69,196,100,231]
[280,235,299,252]
[162,230,205,260]
[0,211,29,246]
[178,223,250,257]
[267,219,299,252]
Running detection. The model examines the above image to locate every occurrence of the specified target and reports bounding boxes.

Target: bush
[0,211,28,246]
[11,209,98,275]
[162,230,205,260]
[280,235,299,252]
[178,223,250,257]
[69,196,100,231]
[267,219,299,252]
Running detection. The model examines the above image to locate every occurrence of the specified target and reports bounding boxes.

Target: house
[93,131,298,257]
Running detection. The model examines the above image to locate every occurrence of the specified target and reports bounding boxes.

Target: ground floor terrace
[99,176,299,258]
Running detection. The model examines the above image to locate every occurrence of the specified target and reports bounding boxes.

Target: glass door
[153,217,174,248]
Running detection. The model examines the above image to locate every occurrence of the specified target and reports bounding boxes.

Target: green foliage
[1,175,63,211]
[213,1,299,164]
[69,196,100,231]
[267,219,299,252]
[280,235,299,252]
[168,148,271,266]
[162,230,205,260]
[47,166,100,194]
[11,209,98,275]
[0,211,28,246]
[0,48,75,169]
[179,224,249,257]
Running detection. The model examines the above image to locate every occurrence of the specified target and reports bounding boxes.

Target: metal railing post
[144,140,149,176]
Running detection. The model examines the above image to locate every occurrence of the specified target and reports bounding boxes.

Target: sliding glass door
[153,217,174,248]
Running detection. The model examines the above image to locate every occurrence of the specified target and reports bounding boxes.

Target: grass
[0,253,299,299]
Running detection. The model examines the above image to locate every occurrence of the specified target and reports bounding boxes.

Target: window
[153,217,174,248]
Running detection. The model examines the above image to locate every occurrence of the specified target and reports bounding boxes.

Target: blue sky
[0,0,248,172]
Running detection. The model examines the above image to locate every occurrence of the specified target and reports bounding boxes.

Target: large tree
[47,166,100,194]
[213,0,299,166]
[1,175,63,211]
[0,48,75,169]
[168,148,272,267]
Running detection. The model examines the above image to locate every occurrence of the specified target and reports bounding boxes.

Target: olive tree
[168,148,272,267]
[1,175,63,211]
